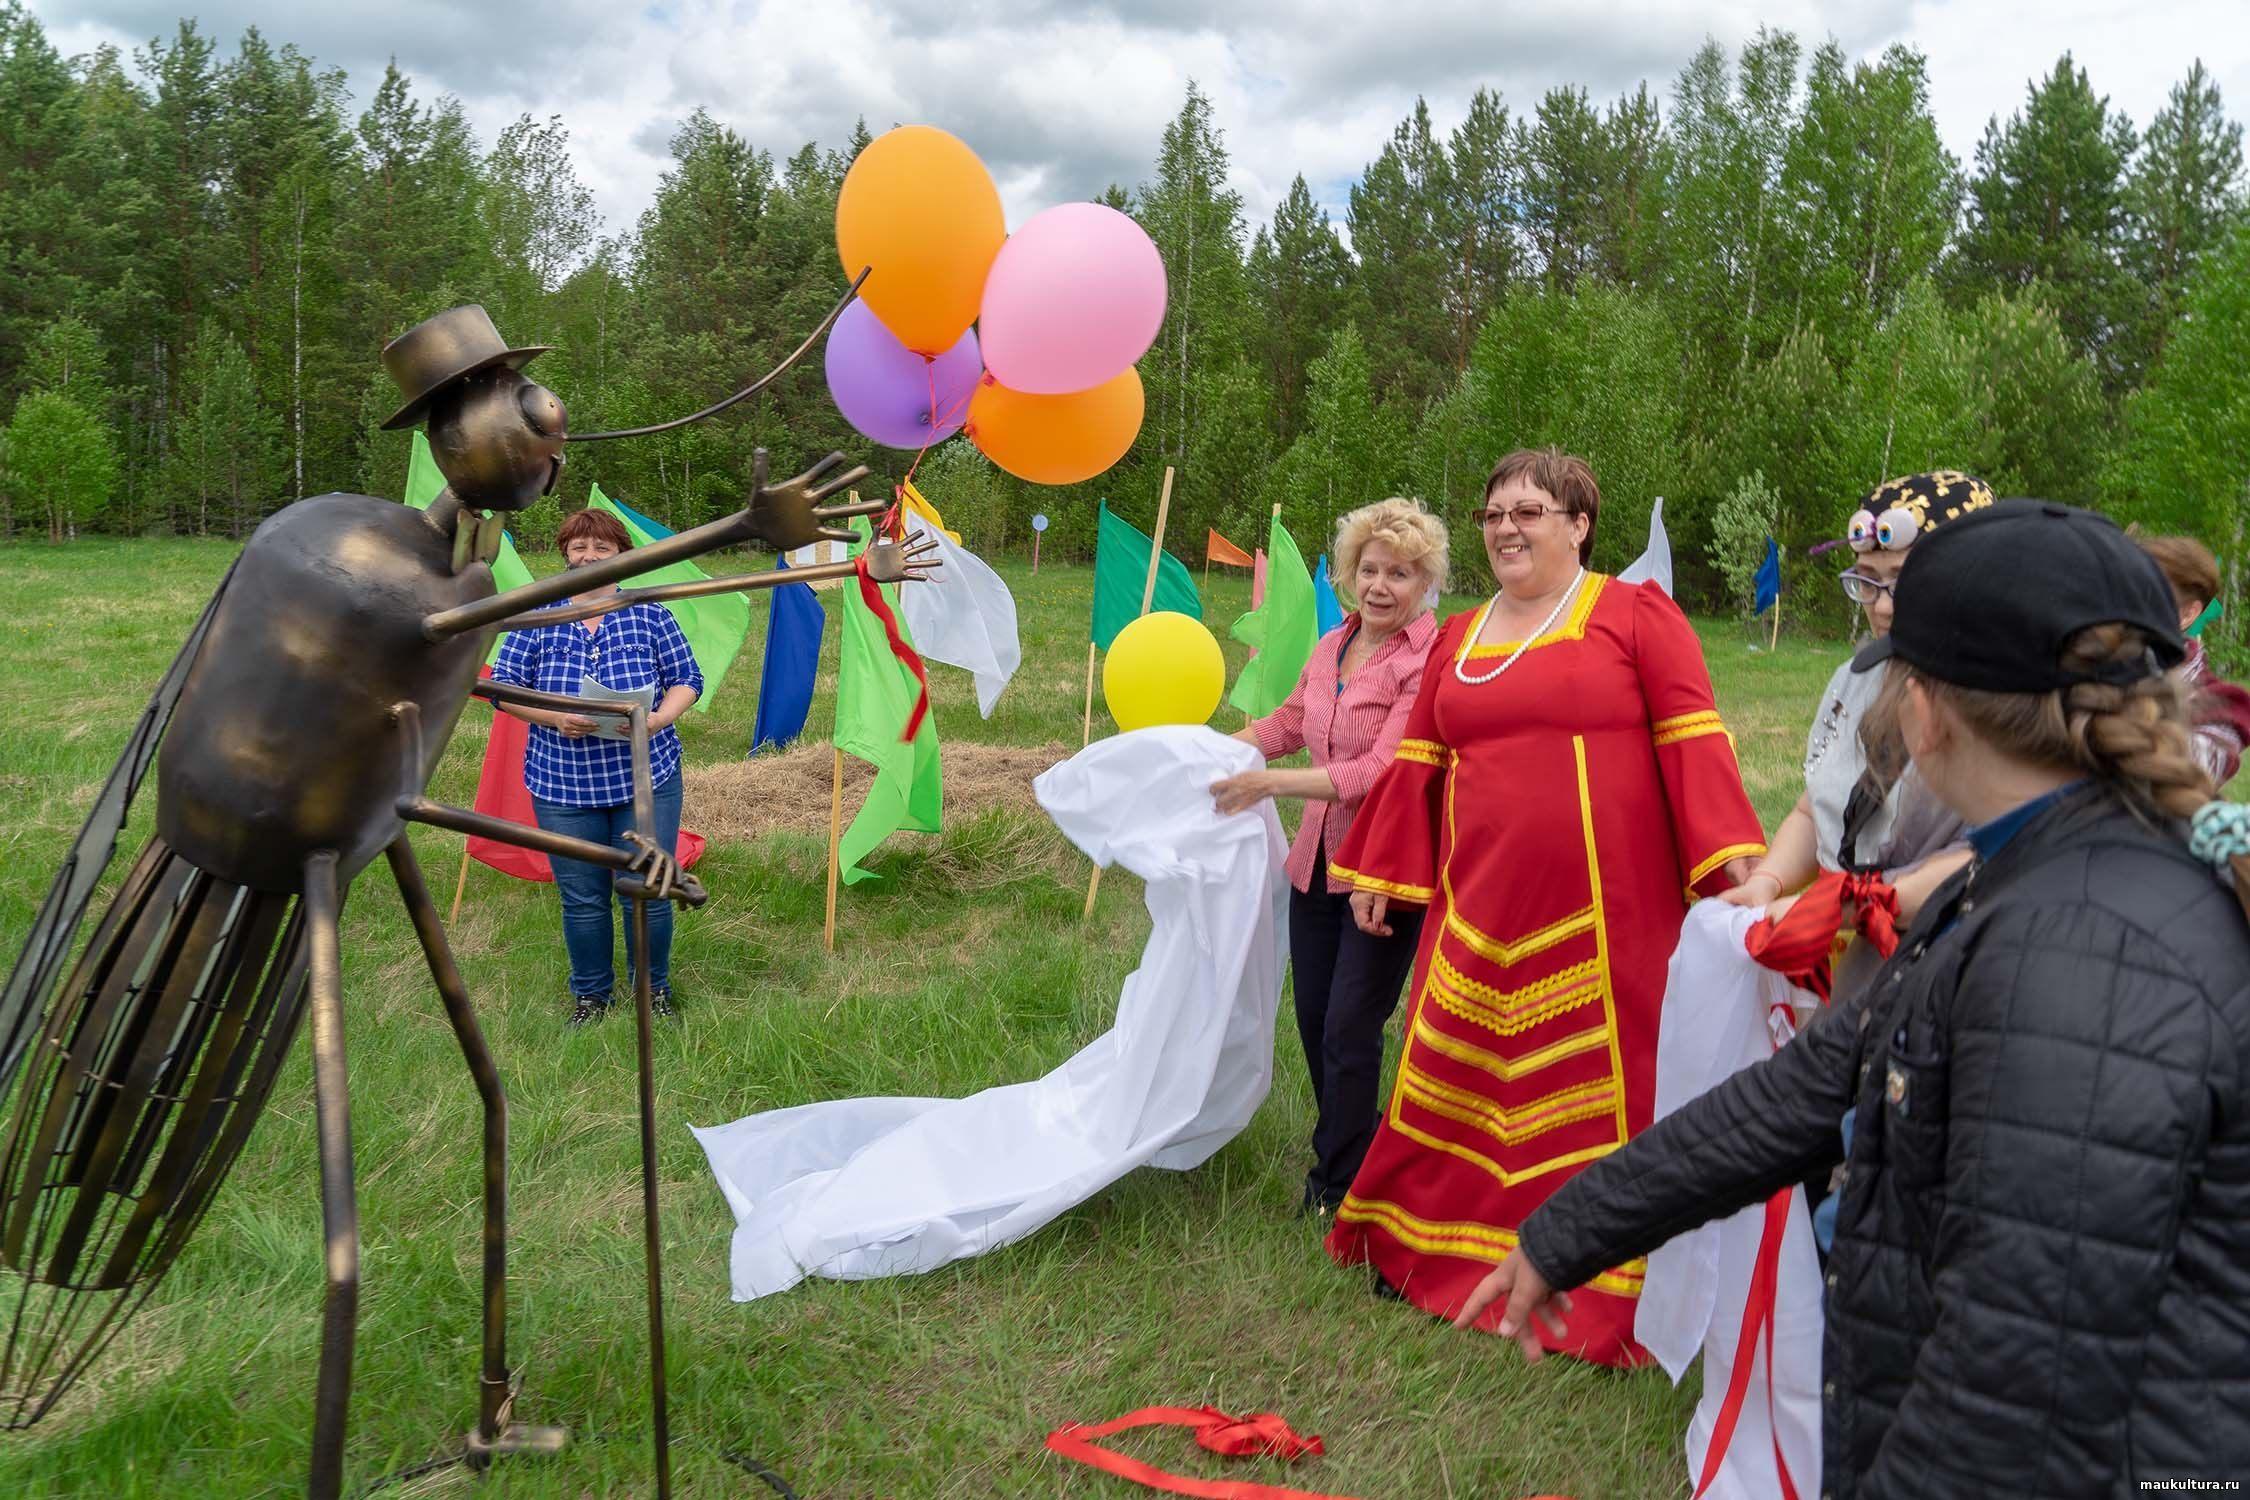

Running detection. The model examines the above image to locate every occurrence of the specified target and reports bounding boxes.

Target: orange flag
[1205,528,1253,568]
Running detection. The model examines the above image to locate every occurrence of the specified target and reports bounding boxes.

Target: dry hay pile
[683,740,1074,844]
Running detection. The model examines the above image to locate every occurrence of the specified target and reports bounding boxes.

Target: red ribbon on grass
[1045,1406,1361,1500]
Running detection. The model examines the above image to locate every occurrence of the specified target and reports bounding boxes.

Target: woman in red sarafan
[1326,447,1765,1367]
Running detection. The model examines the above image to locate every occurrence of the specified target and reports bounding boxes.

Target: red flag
[466,669,707,882]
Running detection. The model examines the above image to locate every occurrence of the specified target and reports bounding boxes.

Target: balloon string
[891,356,977,533]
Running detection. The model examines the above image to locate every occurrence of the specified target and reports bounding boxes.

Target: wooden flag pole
[1082,641,1097,746]
[1141,468,1177,613]
[823,745,844,951]
[1087,466,1176,920]
[1769,576,1783,652]
[447,844,472,926]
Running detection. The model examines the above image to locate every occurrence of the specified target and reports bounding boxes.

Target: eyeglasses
[1473,502,1566,530]
[1839,571,1895,604]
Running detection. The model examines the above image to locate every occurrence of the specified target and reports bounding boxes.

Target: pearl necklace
[1454,568,1586,686]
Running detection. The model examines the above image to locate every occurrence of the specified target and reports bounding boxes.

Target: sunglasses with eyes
[1839,571,1896,604]
[1472,501,1569,529]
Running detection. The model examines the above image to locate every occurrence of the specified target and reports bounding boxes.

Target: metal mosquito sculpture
[0,275,931,1497]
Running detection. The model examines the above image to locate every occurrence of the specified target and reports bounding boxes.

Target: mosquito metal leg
[304,852,355,1500]
[385,836,567,1470]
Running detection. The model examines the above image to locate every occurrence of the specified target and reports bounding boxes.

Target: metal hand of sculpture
[615,830,698,907]
[0,283,925,1498]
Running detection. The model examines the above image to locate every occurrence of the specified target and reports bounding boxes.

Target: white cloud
[30,0,2250,248]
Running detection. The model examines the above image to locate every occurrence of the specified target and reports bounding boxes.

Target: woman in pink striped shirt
[1211,498,1450,1219]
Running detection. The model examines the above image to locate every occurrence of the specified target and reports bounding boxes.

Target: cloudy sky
[31,1,2250,244]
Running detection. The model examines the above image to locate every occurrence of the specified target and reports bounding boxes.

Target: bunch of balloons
[829,126,1166,486]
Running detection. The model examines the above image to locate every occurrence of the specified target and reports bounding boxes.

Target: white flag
[897,517,1021,718]
[1619,495,1675,597]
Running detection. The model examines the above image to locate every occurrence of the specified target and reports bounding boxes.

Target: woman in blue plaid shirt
[492,509,704,1025]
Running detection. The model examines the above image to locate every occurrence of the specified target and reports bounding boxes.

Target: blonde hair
[1915,623,2249,918]
[1333,497,1449,605]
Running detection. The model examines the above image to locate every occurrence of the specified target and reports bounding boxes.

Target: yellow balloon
[835,125,1006,356]
[1103,612,1224,732]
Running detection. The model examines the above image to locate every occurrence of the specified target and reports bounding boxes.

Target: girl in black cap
[1455,499,2250,1498]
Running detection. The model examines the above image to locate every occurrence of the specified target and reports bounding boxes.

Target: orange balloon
[835,125,1006,356]
[967,369,1145,486]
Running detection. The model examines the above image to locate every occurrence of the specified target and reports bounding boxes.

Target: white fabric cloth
[1638,902,1824,1500]
[896,516,1021,718]
[691,725,1289,1301]
[1617,495,1675,597]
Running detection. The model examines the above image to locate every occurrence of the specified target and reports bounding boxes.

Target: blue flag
[1753,537,1782,616]
[1313,554,1345,638]
[751,556,825,753]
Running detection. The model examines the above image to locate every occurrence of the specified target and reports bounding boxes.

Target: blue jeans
[532,774,683,1001]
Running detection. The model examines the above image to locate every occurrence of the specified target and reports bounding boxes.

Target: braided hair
[1918,622,2250,919]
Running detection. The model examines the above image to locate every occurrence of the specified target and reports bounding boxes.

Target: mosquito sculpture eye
[519,381,563,438]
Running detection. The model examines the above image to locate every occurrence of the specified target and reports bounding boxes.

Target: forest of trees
[1,5,2245,646]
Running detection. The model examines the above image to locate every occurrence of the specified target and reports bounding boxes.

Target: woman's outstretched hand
[1454,1248,1572,1364]
[1209,771,1275,816]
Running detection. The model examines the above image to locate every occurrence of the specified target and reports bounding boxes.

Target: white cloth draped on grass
[690,725,1289,1301]
[1636,901,1823,1500]
[897,512,1021,718]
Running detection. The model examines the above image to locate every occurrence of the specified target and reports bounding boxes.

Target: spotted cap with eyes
[1846,470,1997,554]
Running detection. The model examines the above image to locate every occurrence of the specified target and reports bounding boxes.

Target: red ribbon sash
[1743,868,1901,999]
[1690,1190,1801,1500]
[1695,868,1902,1499]
[852,517,932,743]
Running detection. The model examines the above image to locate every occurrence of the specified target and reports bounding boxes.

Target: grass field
[0,538,1840,1499]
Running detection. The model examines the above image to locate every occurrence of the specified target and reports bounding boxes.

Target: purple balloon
[825,300,982,450]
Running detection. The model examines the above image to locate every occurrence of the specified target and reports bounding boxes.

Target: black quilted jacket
[1520,786,2250,1498]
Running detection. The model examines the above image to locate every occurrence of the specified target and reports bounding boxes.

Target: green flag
[1228,514,1319,716]
[402,431,534,663]
[837,517,942,884]
[588,485,750,713]
[1091,499,1202,650]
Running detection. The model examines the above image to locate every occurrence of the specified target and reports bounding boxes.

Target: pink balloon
[978,202,1167,395]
